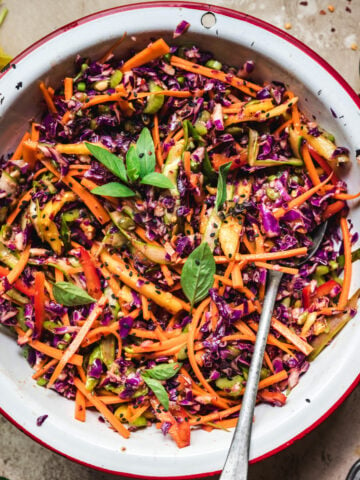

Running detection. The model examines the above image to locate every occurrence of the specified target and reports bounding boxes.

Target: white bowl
[0,2,360,478]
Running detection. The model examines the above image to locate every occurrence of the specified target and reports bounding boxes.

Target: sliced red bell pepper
[314,279,341,299]
[0,265,34,297]
[79,247,102,300]
[302,284,312,309]
[34,271,45,338]
[150,399,190,448]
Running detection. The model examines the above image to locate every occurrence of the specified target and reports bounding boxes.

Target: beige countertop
[0,1,360,479]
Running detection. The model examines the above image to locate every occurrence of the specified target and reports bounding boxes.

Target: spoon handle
[220,269,283,480]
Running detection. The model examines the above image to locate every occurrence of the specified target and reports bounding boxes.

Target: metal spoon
[220,220,328,480]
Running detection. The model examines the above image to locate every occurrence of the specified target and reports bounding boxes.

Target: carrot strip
[32,358,58,380]
[271,318,313,356]
[273,119,292,137]
[129,90,198,100]
[74,378,130,438]
[0,265,34,297]
[127,404,149,424]
[338,217,352,309]
[247,321,297,355]
[31,123,40,142]
[61,110,72,125]
[170,55,261,97]
[240,370,288,394]
[121,38,170,72]
[243,234,256,254]
[286,91,300,133]
[273,174,332,219]
[81,91,126,110]
[263,351,275,374]
[29,341,83,366]
[302,143,322,188]
[211,247,308,264]
[189,404,241,425]
[75,389,86,422]
[47,296,108,388]
[152,113,163,168]
[253,224,264,253]
[64,77,73,101]
[334,191,360,201]
[10,131,30,161]
[183,151,191,178]
[40,158,110,225]
[322,200,346,221]
[85,396,129,407]
[187,298,230,409]
[161,264,175,287]
[309,148,340,184]
[39,81,57,114]
[77,365,87,384]
[78,246,102,300]
[254,262,299,276]
[131,334,187,353]
[4,244,31,287]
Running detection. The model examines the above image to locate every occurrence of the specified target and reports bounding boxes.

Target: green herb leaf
[145,362,182,381]
[85,142,127,183]
[141,375,169,410]
[203,149,217,184]
[181,242,216,307]
[91,182,135,197]
[136,127,156,177]
[53,281,96,306]
[215,162,232,212]
[126,145,140,182]
[140,172,175,189]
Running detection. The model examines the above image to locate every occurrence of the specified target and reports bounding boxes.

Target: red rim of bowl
[1,2,360,478]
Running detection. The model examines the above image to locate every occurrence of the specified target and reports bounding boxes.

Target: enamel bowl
[0,2,359,478]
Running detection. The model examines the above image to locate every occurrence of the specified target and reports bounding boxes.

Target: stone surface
[0,1,360,479]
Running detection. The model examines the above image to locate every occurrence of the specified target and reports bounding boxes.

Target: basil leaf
[136,127,156,177]
[215,162,232,212]
[53,281,96,306]
[140,172,175,189]
[142,375,169,410]
[91,182,135,197]
[181,242,216,307]
[145,362,182,381]
[203,149,217,184]
[126,145,140,182]
[85,142,127,183]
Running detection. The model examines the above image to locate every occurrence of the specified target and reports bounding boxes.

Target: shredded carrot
[273,118,292,137]
[31,123,40,142]
[183,151,191,178]
[75,389,86,422]
[0,265,34,297]
[263,351,275,374]
[40,158,111,225]
[240,370,288,394]
[85,396,129,407]
[271,317,313,356]
[4,244,31,288]
[338,217,352,309]
[34,271,45,338]
[29,340,83,366]
[10,131,30,161]
[334,191,360,201]
[170,55,261,97]
[64,77,73,101]
[74,378,130,438]
[127,403,149,424]
[273,174,332,219]
[121,38,170,72]
[77,365,87,384]
[187,298,230,409]
[189,404,241,425]
[61,110,72,125]
[211,247,308,264]
[243,234,256,254]
[161,264,175,286]
[81,91,126,110]
[247,321,297,355]
[302,143,322,188]
[322,200,346,221]
[152,113,163,168]
[39,81,57,114]
[32,358,58,380]
[254,262,299,276]
[173,128,184,141]
[129,90,199,100]
[47,296,108,388]
[309,148,340,184]
[99,32,127,63]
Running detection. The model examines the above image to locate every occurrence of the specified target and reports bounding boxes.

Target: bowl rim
[1,1,360,478]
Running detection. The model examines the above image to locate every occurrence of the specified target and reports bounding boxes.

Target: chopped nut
[351,42,358,51]
[328,5,335,12]
[319,9,326,14]
[284,22,292,30]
